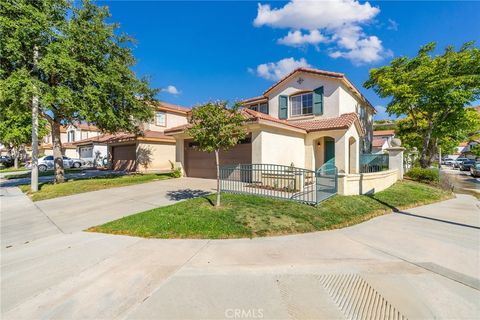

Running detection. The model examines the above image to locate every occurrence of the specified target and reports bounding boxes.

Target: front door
[324,138,335,165]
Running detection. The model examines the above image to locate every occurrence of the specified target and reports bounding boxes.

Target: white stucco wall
[251,127,305,167]
[147,112,188,132]
[267,74,341,120]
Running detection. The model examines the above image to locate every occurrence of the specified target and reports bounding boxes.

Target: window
[291,93,313,116]
[250,103,268,114]
[67,130,75,142]
[155,111,166,126]
[44,156,53,161]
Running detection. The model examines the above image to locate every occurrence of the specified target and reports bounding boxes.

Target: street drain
[317,274,407,320]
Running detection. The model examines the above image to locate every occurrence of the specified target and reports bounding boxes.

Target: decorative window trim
[290,92,313,117]
[155,111,167,127]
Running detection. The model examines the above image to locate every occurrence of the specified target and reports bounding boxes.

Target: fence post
[386,147,405,180]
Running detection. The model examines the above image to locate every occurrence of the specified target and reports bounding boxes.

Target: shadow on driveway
[166,189,211,201]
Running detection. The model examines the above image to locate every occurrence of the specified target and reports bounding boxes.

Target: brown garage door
[184,137,252,179]
[112,144,136,171]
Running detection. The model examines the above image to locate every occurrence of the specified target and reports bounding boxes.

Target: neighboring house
[166,67,375,179]
[457,140,479,159]
[41,123,101,158]
[372,130,395,154]
[73,102,190,171]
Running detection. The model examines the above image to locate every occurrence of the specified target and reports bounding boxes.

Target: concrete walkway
[1,183,479,319]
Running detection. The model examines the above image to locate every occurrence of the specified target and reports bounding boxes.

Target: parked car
[26,156,85,172]
[441,157,455,166]
[471,163,480,177]
[459,159,476,171]
[453,157,469,169]
[0,155,14,168]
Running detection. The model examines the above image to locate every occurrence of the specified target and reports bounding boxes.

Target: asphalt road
[442,167,480,196]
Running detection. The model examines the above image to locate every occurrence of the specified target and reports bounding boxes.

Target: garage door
[112,144,136,171]
[184,137,252,179]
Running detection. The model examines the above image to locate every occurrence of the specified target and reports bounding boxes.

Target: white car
[26,156,85,172]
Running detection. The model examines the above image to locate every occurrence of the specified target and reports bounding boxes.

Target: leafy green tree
[0,109,48,168]
[0,0,156,183]
[364,42,480,167]
[187,102,247,207]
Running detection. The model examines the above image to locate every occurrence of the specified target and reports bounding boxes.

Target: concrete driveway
[1,179,479,319]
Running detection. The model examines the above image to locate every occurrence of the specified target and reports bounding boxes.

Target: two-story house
[73,102,190,171]
[41,123,101,158]
[165,67,375,178]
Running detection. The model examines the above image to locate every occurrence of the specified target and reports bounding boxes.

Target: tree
[187,102,247,207]
[0,0,156,184]
[396,108,480,159]
[364,42,480,167]
[0,108,48,168]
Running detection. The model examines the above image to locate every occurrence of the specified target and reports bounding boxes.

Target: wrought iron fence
[359,154,389,173]
[219,163,337,205]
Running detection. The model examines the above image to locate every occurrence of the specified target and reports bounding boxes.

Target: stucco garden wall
[337,169,399,195]
[136,141,176,172]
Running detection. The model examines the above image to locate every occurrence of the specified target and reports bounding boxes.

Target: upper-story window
[291,92,313,117]
[67,130,75,142]
[155,111,166,127]
[250,103,268,114]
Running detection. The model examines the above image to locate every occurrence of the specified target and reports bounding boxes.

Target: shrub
[171,168,182,178]
[405,167,439,183]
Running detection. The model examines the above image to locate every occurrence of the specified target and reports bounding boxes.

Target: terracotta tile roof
[73,123,99,131]
[151,101,191,114]
[261,67,374,111]
[41,142,76,149]
[164,123,192,134]
[240,108,303,130]
[372,137,387,148]
[293,112,362,133]
[240,95,268,105]
[373,130,395,136]
[72,130,174,145]
[459,142,468,147]
[166,109,362,135]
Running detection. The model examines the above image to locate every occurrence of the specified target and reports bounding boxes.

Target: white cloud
[162,85,180,95]
[278,30,329,47]
[251,57,311,81]
[253,0,391,64]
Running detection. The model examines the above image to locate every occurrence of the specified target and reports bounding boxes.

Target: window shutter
[313,86,324,115]
[279,95,288,119]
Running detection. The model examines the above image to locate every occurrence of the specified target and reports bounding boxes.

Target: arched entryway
[314,136,335,169]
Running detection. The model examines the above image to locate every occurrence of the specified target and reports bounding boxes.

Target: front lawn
[5,168,84,180]
[88,180,452,239]
[20,173,173,201]
[0,167,27,173]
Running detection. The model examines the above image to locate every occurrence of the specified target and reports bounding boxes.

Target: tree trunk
[13,148,19,169]
[51,121,65,183]
[215,149,220,207]
[31,45,39,192]
[419,121,434,168]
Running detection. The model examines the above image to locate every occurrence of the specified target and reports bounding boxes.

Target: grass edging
[88,180,453,239]
[20,173,173,202]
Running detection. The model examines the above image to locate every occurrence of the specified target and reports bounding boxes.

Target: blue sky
[99,1,480,120]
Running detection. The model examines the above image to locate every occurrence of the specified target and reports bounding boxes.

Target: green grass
[0,167,27,173]
[88,180,453,239]
[5,168,85,180]
[20,173,173,201]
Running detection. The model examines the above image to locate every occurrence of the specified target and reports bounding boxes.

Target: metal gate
[219,162,337,205]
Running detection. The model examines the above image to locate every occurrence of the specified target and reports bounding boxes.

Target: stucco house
[165,67,376,180]
[40,123,101,158]
[73,102,190,171]
[372,130,395,154]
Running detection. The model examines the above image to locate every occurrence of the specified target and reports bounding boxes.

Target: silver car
[36,156,84,172]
